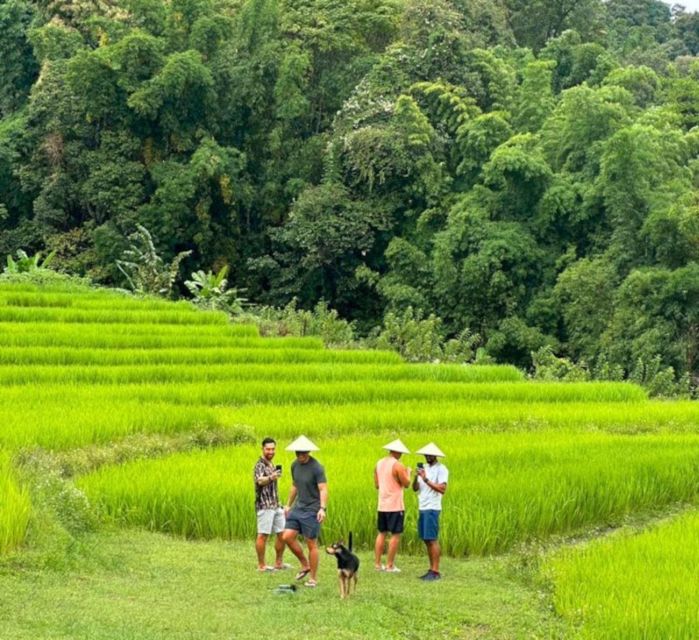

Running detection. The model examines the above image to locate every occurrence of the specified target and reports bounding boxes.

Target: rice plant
[0,321,260,345]
[221,399,699,438]
[0,401,228,450]
[0,363,522,386]
[0,306,228,325]
[548,511,699,638]
[0,291,201,312]
[79,431,699,555]
[0,346,402,366]
[0,452,31,554]
[0,380,647,413]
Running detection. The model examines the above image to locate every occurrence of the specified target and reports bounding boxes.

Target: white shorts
[257,507,285,535]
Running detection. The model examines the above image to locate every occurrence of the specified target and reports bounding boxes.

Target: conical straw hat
[285,435,319,452]
[415,442,445,458]
[382,439,410,454]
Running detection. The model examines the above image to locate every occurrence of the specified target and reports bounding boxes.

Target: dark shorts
[418,510,440,541]
[377,511,404,534]
[285,509,321,540]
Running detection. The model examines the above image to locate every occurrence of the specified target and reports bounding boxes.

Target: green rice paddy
[548,512,699,638]
[1,278,699,637]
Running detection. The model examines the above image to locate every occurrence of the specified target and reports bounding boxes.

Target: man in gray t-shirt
[282,436,328,588]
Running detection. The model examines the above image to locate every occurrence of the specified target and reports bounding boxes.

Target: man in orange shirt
[374,439,412,572]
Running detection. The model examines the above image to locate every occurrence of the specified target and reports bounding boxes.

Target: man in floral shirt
[253,437,288,571]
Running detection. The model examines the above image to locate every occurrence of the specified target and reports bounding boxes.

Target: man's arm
[426,467,448,495]
[393,462,411,488]
[317,482,328,522]
[412,473,421,492]
[284,485,297,515]
[374,467,379,490]
[256,468,279,487]
[423,479,447,495]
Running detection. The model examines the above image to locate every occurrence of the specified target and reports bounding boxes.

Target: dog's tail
[348,531,353,552]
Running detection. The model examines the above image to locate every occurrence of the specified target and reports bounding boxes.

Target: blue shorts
[285,509,321,540]
[418,510,440,541]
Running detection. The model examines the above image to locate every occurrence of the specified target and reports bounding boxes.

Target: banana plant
[185,265,247,314]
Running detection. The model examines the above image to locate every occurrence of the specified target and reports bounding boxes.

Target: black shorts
[377,511,404,534]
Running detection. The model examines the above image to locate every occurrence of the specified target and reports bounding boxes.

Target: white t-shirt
[417,462,448,511]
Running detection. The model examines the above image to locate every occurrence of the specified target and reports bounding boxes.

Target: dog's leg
[352,573,358,595]
[338,571,344,598]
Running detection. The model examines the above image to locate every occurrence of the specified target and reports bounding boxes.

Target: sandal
[294,568,311,581]
[274,563,292,570]
[304,579,317,588]
[257,566,275,572]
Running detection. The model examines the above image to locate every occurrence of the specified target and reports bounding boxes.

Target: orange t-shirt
[376,456,405,512]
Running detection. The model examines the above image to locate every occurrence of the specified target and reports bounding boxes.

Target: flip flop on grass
[294,568,311,581]
[304,579,317,588]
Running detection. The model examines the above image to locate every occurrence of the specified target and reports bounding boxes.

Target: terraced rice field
[1,277,699,637]
[548,512,699,638]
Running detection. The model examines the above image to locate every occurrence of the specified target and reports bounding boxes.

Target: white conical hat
[285,435,319,452]
[416,442,445,458]
[383,439,410,454]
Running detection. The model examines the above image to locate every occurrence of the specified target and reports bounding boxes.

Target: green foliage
[554,256,617,360]
[4,249,55,274]
[116,225,191,297]
[16,450,96,537]
[370,306,481,363]
[532,345,590,381]
[514,60,555,132]
[506,0,603,51]
[0,0,697,395]
[0,0,38,117]
[245,298,355,347]
[184,265,246,314]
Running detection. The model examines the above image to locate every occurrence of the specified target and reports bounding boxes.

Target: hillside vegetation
[0,0,698,392]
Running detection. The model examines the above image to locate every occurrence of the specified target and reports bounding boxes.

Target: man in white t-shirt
[412,442,448,581]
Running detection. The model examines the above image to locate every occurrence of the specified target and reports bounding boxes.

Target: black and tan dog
[326,533,360,599]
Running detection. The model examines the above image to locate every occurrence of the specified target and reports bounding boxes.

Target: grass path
[0,529,563,639]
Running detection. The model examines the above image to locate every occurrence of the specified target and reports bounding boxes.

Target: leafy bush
[116,225,191,297]
[4,249,55,274]
[184,265,246,314]
[531,346,590,381]
[368,307,482,363]
[241,299,355,347]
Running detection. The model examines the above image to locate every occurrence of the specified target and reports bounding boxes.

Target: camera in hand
[417,462,424,469]
[275,465,282,474]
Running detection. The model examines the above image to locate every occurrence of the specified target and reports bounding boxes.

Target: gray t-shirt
[291,457,327,512]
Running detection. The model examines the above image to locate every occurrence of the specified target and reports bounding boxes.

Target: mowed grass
[0,529,563,640]
[78,431,699,555]
[548,510,699,638]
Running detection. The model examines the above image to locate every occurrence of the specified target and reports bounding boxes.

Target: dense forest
[1,0,698,391]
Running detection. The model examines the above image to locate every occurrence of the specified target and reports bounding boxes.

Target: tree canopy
[1,0,698,392]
